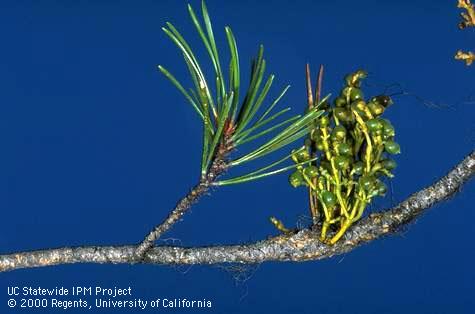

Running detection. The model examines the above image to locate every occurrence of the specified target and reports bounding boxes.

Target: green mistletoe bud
[304,165,319,178]
[332,125,347,141]
[337,142,352,156]
[334,155,351,170]
[292,148,311,162]
[367,101,385,116]
[382,159,397,170]
[351,100,367,112]
[334,96,347,108]
[385,140,401,154]
[366,118,383,133]
[353,161,364,175]
[321,190,337,208]
[359,175,376,191]
[381,119,395,138]
[334,108,354,124]
[350,88,364,101]
[371,180,387,197]
[289,171,305,188]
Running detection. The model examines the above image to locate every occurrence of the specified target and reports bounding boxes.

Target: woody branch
[0,150,473,272]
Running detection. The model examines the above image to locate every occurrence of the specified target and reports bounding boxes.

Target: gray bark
[0,150,473,273]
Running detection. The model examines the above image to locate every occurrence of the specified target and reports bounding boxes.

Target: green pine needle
[216,156,318,186]
[162,24,217,119]
[256,85,291,124]
[225,26,240,114]
[160,1,325,183]
[230,107,324,166]
[238,74,275,133]
[234,47,266,134]
[235,115,300,146]
[233,106,291,143]
[187,4,226,111]
[157,65,204,120]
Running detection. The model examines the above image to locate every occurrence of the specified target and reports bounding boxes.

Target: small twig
[305,64,325,224]
[315,64,324,105]
[1,150,473,273]
[305,64,314,107]
[455,0,475,65]
[312,65,324,221]
[305,64,317,222]
[458,0,475,29]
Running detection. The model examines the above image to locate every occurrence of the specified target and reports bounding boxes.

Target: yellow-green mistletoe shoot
[274,69,400,244]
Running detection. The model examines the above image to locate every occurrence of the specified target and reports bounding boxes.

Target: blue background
[1,0,474,313]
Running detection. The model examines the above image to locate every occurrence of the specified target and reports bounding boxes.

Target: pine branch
[134,140,232,259]
[1,150,473,273]
[134,1,323,260]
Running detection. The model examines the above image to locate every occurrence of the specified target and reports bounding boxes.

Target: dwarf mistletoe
[273,69,400,244]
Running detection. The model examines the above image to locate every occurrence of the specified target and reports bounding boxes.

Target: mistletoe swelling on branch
[135,1,324,258]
